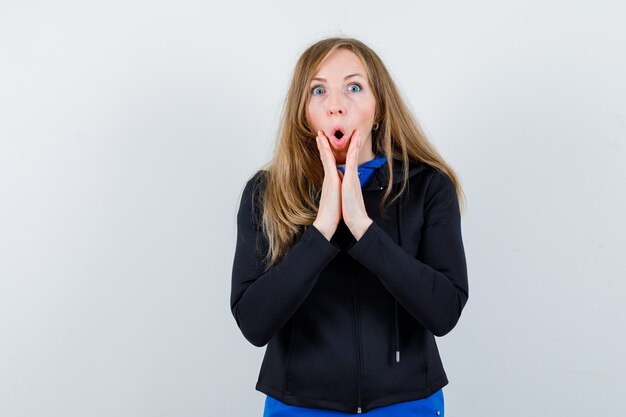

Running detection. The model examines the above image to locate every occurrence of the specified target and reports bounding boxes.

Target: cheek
[357,101,376,122]
[356,94,376,120]
[306,104,321,129]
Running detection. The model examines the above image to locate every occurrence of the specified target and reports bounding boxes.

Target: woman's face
[306,48,377,166]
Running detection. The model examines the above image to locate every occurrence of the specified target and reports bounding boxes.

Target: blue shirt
[336,154,387,188]
[263,389,444,416]
[263,154,445,416]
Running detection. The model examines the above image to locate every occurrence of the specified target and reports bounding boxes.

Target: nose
[327,91,346,117]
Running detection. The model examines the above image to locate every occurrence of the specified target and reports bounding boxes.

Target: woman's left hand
[340,130,374,240]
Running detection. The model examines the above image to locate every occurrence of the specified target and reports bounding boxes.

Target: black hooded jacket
[230,158,469,414]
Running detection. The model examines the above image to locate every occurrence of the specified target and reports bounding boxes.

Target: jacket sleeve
[230,171,342,347]
[346,170,469,337]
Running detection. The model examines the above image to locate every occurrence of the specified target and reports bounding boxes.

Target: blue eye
[311,86,325,95]
[310,83,362,95]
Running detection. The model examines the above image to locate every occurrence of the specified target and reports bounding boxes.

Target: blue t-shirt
[263,154,445,416]
[263,389,444,416]
[336,154,387,188]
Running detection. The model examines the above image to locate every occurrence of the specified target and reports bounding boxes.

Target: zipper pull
[396,350,400,363]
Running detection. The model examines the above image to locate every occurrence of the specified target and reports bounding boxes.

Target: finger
[320,130,332,152]
[346,130,360,175]
[316,131,330,171]
[317,130,338,176]
[319,130,337,165]
[352,132,363,186]
[352,131,360,164]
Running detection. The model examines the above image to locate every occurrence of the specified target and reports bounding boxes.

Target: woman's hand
[312,130,342,241]
[341,130,373,240]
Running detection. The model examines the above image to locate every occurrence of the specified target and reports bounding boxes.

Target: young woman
[231,37,469,416]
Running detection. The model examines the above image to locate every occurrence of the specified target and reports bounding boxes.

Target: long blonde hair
[249,37,466,269]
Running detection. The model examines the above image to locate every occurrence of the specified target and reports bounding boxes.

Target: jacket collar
[364,157,428,191]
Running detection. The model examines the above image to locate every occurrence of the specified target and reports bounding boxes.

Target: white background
[1,1,625,416]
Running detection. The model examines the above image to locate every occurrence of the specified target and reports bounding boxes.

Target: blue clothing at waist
[263,389,444,416]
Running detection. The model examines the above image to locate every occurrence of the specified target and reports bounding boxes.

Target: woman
[231,37,469,416]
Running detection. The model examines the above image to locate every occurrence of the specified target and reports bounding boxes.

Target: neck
[337,148,376,168]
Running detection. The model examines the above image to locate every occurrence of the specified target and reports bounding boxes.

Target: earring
[372,122,379,131]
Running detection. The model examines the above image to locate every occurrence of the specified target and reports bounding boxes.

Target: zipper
[354,174,382,414]
[352,259,363,413]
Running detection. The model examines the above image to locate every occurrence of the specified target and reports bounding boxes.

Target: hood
[363,156,428,191]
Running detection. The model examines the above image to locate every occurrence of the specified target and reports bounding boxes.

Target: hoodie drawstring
[373,168,402,365]
[394,190,402,364]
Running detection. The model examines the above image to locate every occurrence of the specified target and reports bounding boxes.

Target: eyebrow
[310,73,365,83]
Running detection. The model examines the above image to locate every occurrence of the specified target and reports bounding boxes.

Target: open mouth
[328,126,352,148]
[331,127,347,140]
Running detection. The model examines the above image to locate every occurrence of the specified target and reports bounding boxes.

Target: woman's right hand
[312,130,343,241]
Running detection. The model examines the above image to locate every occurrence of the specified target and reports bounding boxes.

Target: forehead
[312,49,367,79]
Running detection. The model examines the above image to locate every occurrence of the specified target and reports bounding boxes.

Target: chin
[332,151,347,166]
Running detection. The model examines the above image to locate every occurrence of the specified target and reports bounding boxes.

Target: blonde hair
[249,37,466,269]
